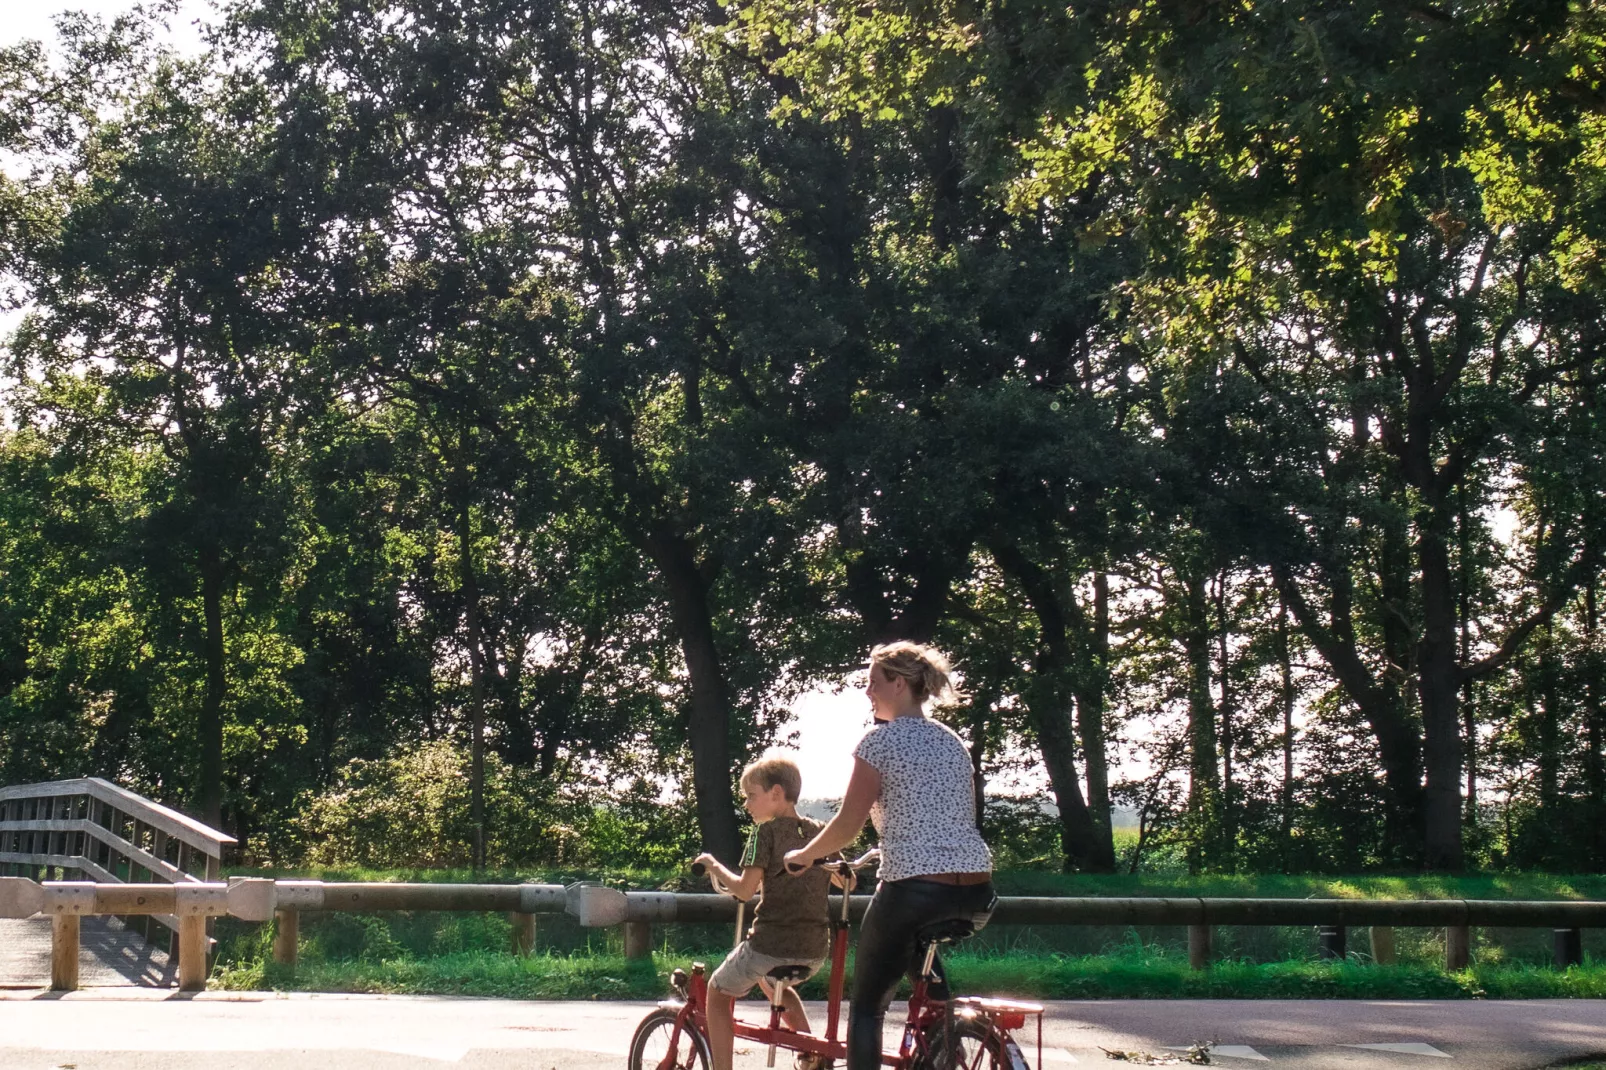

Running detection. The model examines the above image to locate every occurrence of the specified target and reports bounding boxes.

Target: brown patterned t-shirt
[743,815,833,960]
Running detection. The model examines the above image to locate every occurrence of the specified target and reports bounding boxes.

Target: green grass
[210,946,1606,1001]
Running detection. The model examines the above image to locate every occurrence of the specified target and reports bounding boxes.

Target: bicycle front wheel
[920,1017,1032,1070]
[628,1007,712,1070]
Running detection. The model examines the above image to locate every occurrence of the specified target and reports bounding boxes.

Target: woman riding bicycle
[783,641,994,1070]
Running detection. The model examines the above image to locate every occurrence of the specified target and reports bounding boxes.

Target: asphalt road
[2,989,1604,1070]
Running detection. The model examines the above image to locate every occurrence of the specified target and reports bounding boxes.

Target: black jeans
[847,877,996,1070]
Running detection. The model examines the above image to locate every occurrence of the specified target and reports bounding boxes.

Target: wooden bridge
[0,777,232,989]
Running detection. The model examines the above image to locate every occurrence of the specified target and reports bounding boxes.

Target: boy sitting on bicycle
[694,755,845,1070]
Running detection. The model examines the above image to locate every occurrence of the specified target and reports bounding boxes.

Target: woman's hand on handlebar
[782,847,813,875]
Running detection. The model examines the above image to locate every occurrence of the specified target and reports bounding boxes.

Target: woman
[783,641,994,1070]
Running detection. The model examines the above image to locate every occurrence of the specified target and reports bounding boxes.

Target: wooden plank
[273,909,299,967]
[51,912,80,990]
[1446,925,1471,970]
[0,779,234,852]
[510,911,536,956]
[177,913,207,991]
[0,821,200,885]
[1371,926,1398,965]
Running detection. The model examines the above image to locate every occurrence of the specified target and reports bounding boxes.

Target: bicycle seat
[765,964,814,983]
[916,918,978,946]
[916,896,998,948]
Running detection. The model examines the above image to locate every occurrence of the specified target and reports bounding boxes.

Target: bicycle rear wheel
[920,1017,1031,1070]
[629,1007,712,1070]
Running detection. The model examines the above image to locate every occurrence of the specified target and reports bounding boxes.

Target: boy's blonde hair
[741,755,803,803]
[870,640,961,705]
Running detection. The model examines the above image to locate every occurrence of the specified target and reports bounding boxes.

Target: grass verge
[210,949,1606,1001]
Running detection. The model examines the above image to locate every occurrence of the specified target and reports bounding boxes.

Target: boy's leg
[758,977,812,1034]
[708,985,736,1070]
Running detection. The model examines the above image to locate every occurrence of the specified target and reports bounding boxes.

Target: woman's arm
[783,758,881,873]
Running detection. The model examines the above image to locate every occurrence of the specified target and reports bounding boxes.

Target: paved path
[0,916,175,988]
[1,992,1604,1069]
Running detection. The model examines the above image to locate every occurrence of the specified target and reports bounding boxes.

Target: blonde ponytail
[869,641,963,706]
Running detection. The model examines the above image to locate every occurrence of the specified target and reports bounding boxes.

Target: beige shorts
[708,941,824,997]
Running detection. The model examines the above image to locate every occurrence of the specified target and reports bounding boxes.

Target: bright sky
[4,0,211,53]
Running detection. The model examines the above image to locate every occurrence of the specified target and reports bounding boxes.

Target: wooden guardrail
[4,873,1597,990]
[267,883,1601,972]
[0,777,234,950]
[0,876,274,990]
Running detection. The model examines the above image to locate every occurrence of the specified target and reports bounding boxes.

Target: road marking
[1342,1043,1452,1058]
[1166,1045,1269,1062]
[1040,1049,1079,1063]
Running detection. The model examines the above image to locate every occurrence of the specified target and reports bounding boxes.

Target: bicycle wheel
[628,1007,713,1070]
[920,1017,1032,1070]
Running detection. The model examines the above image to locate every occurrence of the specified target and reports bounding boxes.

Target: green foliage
[290,739,699,870]
[3,0,1606,881]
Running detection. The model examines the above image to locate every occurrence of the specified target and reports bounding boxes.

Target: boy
[694,755,842,1070]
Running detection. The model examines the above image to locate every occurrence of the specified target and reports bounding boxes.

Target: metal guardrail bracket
[0,875,44,918]
[226,877,277,921]
[566,882,629,927]
[47,882,96,915]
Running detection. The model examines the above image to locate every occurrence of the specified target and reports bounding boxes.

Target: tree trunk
[1183,568,1219,874]
[1278,598,1295,853]
[1215,568,1236,869]
[645,527,742,865]
[1415,512,1464,870]
[1274,564,1424,860]
[1537,623,1561,811]
[1077,570,1114,845]
[457,505,488,873]
[988,541,1113,869]
[198,546,227,832]
[1585,571,1605,861]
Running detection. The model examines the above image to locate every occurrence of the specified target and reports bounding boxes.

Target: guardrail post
[1188,924,1211,970]
[623,920,652,959]
[1370,926,1397,965]
[51,913,80,991]
[178,913,208,991]
[1318,925,1346,960]
[273,908,299,968]
[1554,927,1582,969]
[510,911,536,956]
[1445,925,1471,970]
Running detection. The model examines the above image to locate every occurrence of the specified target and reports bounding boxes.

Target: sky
[3,1,1051,807]
[4,0,211,53]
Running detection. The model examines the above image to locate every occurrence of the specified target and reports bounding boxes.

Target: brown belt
[913,872,992,886]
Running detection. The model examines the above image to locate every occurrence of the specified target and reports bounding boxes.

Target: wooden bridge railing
[0,777,234,948]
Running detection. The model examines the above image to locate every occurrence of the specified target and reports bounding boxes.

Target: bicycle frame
[649,856,1044,1070]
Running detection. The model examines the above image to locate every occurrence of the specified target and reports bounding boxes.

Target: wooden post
[1370,926,1398,965]
[273,909,300,968]
[510,912,536,956]
[1445,925,1471,970]
[1318,925,1346,960]
[51,913,80,991]
[1188,924,1212,971]
[624,921,652,960]
[1554,928,1582,969]
[178,913,208,991]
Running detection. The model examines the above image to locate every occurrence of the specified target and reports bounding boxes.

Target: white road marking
[1166,1045,1269,1061]
[1343,1043,1452,1058]
[1039,1048,1079,1063]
